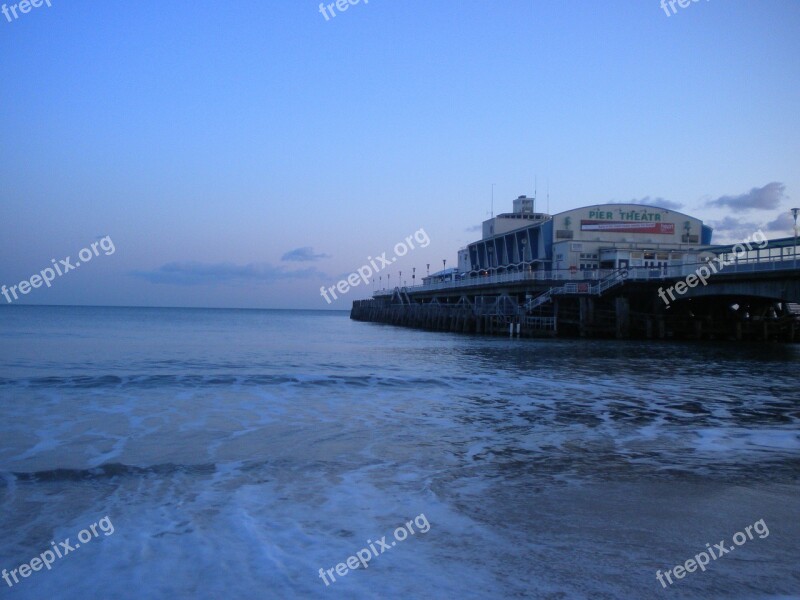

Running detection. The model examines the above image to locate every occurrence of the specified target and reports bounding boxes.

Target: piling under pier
[350,271,800,342]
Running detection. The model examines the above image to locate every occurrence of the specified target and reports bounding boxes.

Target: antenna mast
[547,179,550,214]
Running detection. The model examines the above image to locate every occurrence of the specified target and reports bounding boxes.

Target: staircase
[785,303,800,316]
[524,270,628,312]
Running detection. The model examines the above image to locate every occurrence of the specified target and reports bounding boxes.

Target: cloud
[707,216,762,243]
[465,224,482,232]
[131,261,326,286]
[630,196,684,211]
[706,182,786,211]
[281,247,330,262]
[766,212,795,233]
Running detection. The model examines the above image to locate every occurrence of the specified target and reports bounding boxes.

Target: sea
[0,305,798,599]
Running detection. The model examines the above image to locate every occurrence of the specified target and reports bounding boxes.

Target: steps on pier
[524,270,628,312]
[785,303,800,315]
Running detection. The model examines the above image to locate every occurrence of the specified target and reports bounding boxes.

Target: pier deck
[351,250,800,342]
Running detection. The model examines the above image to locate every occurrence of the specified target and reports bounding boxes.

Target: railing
[523,316,556,330]
[375,269,623,296]
[597,269,628,293]
[523,269,629,311]
[373,255,800,297]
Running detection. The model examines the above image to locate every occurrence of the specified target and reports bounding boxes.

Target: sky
[1,0,799,309]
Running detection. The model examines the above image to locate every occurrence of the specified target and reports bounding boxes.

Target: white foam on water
[2,310,800,598]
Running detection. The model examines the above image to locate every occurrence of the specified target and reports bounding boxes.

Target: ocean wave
[0,373,455,390]
[3,462,217,483]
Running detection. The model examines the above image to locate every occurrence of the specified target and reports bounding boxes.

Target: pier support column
[579,297,595,338]
[615,297,630,339]
[552,299,559,336]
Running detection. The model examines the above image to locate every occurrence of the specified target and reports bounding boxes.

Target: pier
[351,237,800,342]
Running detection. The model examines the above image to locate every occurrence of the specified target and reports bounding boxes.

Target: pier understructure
[351,252,800,342]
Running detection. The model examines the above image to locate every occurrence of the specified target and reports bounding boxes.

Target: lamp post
[426,263,430,276]
[412,267,416,287]
[521,238,527,274]
[442,259,446,282]
[399,271,402,288]
[792,208,800,268]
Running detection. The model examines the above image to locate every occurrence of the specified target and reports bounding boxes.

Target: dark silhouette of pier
[351,238,800,342]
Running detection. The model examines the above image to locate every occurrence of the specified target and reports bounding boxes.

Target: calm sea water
[0,306,798,599]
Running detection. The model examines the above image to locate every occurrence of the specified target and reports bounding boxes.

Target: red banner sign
[580,221,675,234]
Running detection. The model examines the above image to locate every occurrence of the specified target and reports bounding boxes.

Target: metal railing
[524,269,629,311]
[523,316,556,330]
[373,254,800,297]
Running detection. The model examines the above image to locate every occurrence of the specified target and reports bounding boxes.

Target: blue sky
[1,0,798,309]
